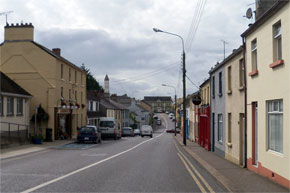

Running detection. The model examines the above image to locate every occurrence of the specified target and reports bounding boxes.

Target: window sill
[218,93,222,97]
[239,86,245,91]
[269,59,284,68]
[248,70,259,77]
[16,114,23,116]
[227,142,232,148]
[227,90,232,95]
[267,149,283,157]
[6,114,14,117]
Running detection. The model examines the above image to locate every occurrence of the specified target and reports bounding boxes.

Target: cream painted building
[224,46,245,166]
[242,1,289,188]
[188,92,199,142]
[0,23,87,140]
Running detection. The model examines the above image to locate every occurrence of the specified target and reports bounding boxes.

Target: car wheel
[150,135,153,138]
[141,135,144,138]
[114,134,117,140]
[98,138,101,144]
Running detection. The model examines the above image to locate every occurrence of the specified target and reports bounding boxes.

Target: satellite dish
[246,8,253,19]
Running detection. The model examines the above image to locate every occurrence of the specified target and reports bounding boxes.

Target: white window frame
[273,22,282,61]
[267,100,283,153]
[7,97,14,115]
[17,98,23,115]
[218,114,223,143]
[251,39,257,71]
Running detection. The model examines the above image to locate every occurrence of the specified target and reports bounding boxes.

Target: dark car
[77,125,101,144]
[166,129,180,134]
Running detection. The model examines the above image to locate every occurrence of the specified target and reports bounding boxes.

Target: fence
[0,121,29,147]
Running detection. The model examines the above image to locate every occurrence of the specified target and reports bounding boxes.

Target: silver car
[122,127,134,137]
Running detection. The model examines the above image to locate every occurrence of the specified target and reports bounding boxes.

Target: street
[1,114,227,193]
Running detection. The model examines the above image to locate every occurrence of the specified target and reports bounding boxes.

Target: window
[17,98,23,115]
[81,92,83,105]
[273,22,282,61]
[90,101,93,111]
[219,72,222,96]
[7,97,14,115]
[61,64,64,79]
[75,70,77,83]
[228,113,232,143]
[69,89,71,99]
[0,96,3,116]
[239,59,245,87]
[212,76,215,98]
[75,91,77,102]
[218,114,223,143]
[267,100,283,153]
[81,73,83,85]
[227,66,232,92]
[69,68,71,82]
[251,39,257,71]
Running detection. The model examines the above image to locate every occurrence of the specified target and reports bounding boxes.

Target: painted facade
[242,1,290,188]
[209,62,226,157]
[143,96,172,113]
[0,23,87,140]
[224,47,246,166]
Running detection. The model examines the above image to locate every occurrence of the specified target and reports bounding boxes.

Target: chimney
[52,48,61,56]
[255,0,278,20]
[4,22,34,41]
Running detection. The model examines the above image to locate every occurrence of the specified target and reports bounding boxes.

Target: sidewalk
[174,135,289,193]
[0,140,74,159]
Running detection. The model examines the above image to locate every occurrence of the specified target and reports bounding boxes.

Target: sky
[0,0,255,99]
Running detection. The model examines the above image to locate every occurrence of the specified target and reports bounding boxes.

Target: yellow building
[242,1,289,188]
[0,23,87,140]
[224,46,245,166]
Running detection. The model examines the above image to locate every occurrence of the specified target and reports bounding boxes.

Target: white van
[141,125,153,138]
[99,117,121,140]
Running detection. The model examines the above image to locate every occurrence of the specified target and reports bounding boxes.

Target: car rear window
[123,127,131,130]
[80,127,95,132]
[100,121,114,128]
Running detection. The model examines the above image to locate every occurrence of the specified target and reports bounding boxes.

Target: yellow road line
[177,152,207,193]
[174,140,215,193]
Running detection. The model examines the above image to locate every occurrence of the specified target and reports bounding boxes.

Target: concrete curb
[0,141,74,160]
[173,136,233,193]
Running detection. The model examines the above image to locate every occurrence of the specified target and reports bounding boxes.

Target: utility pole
[182,52,187,146]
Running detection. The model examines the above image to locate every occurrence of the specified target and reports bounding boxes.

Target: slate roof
[1,40,84,72]
[143,96,172,102]
[0,71,32,97]
[100,98,128,110]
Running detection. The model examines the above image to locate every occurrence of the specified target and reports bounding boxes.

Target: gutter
[242,37,248,168]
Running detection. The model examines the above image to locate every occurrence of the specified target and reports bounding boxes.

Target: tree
[81,64,104,92]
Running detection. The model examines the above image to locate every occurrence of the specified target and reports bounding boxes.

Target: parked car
[166,129,180,134]
[122,127,134,137]
[157,119,161,125]
[169,113,174,119]
[141,125,153,138]
[165,111,169,114]
[99,117,121,140]
[134,129,141,136]
[153,114,159,119]
[77,125,101,144]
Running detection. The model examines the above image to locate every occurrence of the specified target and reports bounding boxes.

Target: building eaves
[199,78,210,88]
[209,46,243,74]
[0,71,32,97]
[241,0,289,38]
[1,40,85,73]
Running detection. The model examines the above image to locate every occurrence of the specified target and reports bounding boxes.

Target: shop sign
[57,108,71,114]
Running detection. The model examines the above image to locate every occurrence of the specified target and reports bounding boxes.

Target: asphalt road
[1,114,227,193]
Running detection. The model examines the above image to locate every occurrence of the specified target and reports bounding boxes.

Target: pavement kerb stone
[0,140,74,160]
[173,136,233,193]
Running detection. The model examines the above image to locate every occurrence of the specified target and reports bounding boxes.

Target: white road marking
[21,131,165,193]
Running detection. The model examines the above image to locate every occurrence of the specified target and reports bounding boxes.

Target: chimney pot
[52,48,61,56]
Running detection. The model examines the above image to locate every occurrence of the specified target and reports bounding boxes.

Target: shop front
[54,107,72,140]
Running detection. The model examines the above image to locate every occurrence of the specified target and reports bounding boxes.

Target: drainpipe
[242,37,248,168]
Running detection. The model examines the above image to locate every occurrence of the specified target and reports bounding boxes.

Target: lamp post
[162,84,177,136]
[154,28,187,145]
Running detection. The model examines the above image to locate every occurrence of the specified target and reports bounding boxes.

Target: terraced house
[0,23,87,140]
[241,0,290,188]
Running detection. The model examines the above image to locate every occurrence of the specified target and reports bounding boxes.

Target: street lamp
[154,28,187,146]
[162,84,177,136]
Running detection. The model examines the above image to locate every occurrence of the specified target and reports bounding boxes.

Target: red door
[198,106,211,151]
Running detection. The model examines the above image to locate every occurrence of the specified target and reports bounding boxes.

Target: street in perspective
[1,0,290,192]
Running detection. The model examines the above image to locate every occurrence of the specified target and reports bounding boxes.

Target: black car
[77,125,101,144]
